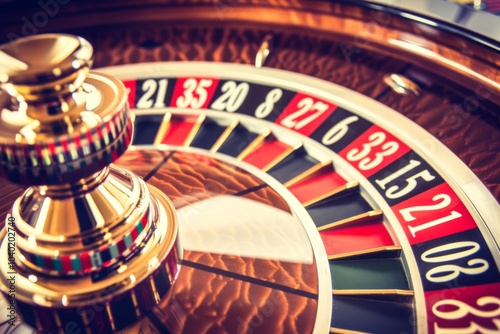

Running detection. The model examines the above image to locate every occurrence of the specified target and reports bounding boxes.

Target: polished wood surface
[1,1,497,204]
[1,1,498,90]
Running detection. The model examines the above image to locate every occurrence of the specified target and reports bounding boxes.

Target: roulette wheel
[0,0,499,333]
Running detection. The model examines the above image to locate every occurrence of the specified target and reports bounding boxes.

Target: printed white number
[137,79,168,109]
[345,131,399,170]
[211,81,249,112]
[399,194,463,237]
[375,160,435,199]
[321,116,359,146]
[375,159,420,189]
[386,169,435,199]
[255,88,283,118]
[422,241,489,283]
[280,97,330,130]
[176,78,213,108]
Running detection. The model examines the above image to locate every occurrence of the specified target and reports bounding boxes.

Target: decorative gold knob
[0,34,92,103]
[0,34,132,185]
[0,34,180,333]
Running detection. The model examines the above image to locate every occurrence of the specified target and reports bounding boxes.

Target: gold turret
[0,34,180,332]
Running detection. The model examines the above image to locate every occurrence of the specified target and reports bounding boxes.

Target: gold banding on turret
[0,34,180,332]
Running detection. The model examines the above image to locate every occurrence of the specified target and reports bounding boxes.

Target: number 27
[280,97,329,130]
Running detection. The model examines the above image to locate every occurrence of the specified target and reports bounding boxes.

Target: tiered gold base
[0,167,180,332]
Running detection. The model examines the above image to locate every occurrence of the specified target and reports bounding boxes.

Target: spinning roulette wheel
[0,0,499,333]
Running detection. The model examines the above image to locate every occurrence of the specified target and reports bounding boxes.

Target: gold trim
[255,34,274,68]
[150,275,161,304]
[284,161,332,187]
[330,327,369,334]
[262,142,302,172]
[81,306,90,325]
[236,128,271,160]
[328,246,401,260]
[153,112,172,146]
[106,303,116,332]
[183,114,206,147]
[284,160,332,188]
[33,311,43,333]
[131,290,142,318]
[332,289,414,296]
[317,210,383,232]
[54,311,63,328]
[210,119,239,152]
[383,74,420,96]
[303,181,359,208]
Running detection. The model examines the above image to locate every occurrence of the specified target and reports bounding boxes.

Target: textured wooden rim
[1,1,498,104]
